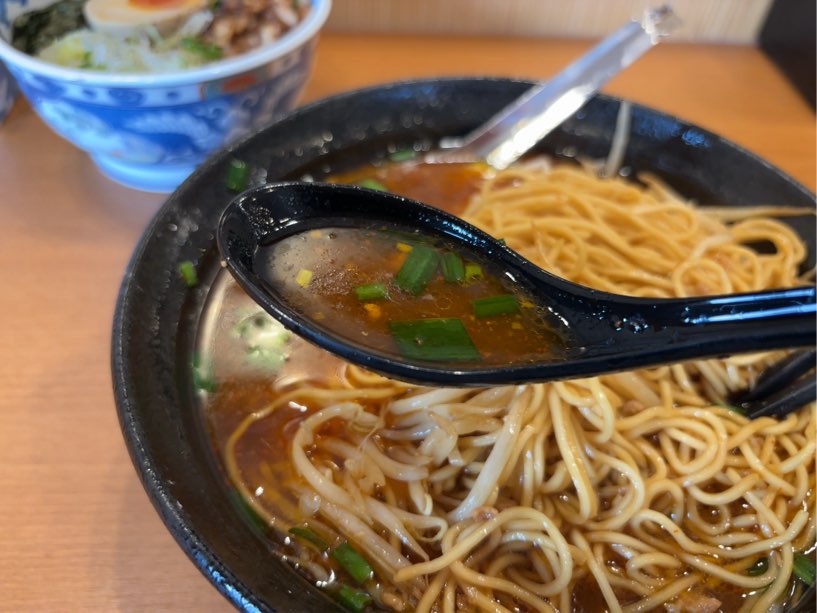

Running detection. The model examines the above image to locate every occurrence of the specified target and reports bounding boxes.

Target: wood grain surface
[0,34,813,612]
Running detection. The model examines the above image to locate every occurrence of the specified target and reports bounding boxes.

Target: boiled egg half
[84,0,208,36]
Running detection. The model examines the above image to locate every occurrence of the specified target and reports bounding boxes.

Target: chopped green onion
[497,238,507,246]
[191,353,217,392]
[440,252,465,282]
[357,178,387,191]
[332,543,373,583]
[389,319,480,361]
[178,260,198,287]
[747,557,768,576]
[181,36,223,60]
[389,149,417,162]
[246,345,288,371]
[226,158,250,192]
[354,282,388,301]
[335,585,372,612]
[472,294,520,318]
[228,491,268,532]
[793,553,816,585]
[288,526,329,551]
[719,403,746,416]
[464,263,483,281]
[396,245,439,295]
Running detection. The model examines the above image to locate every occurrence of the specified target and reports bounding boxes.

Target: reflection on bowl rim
[0,0,331,87]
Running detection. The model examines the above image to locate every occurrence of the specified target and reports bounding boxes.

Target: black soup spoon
[217,182,816,387]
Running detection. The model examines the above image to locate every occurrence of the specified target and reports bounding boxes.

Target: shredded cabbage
[36,11,215,73]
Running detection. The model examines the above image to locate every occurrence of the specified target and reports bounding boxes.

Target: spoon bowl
[218,182,816,386]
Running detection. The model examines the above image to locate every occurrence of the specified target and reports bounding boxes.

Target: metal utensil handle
[435,5,681,169]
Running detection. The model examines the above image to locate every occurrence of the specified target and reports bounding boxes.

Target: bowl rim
[0,0,331,88]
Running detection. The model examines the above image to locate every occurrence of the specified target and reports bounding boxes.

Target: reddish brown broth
[205,159,808,612]
[329,160,489,214]
[257,225,565,365]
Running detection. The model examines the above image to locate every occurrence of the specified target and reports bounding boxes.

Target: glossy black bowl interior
[112,78,816,612]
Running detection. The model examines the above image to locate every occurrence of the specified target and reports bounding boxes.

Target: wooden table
[0,34,813,612]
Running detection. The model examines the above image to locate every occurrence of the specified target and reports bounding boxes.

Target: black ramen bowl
[112,78,816,612]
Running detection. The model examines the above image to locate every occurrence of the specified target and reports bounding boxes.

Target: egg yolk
[128,0,187,8]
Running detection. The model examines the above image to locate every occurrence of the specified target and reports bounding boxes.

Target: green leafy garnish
[245,345,288,370]
[191,353,217,392]
[181,36,223,60]
[440,251,465,282]
[178,260,198,288]
[464,263,483,281]
[388,149,417,162]
[472,294,520,318]
[794,553,816,585]
[396,244,439,295]
[354,282,388,302]
[226,158,250,192]
[335,584,372,612]
[747,557,768,576]
[719,402,747,416]
[228,491,268,532]
[233,311,290,371]
[389,319,480,362]
[288,526,329,551]
[356,178,387,191]
[332,543,374,583]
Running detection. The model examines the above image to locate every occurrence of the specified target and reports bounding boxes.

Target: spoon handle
[434,5,681,169]
[585,286,816,362]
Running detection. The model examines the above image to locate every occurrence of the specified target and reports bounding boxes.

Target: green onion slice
[288,526,329,551]
[226,158,250,193]
[178,260,198,288]
[181,36,223,60]
[389,319,480,362]
[191,353,217,392]
[747,557,768,576]
[440,252,465,282]
[332,542,373,584]
[464,263,483,281]
[389,149,417,162]
[227,491,268,532]
[354,282,388,302]
[794,553,816,585]
[357,178,387,191]
[472,294,520,318]
[719,403,747,416]
[396,245,439,295]
[335,585,373,612]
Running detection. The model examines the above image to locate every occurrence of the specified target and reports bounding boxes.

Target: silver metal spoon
[428,5,680,168]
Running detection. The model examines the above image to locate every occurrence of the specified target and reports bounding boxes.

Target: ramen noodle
[207,160,815,612]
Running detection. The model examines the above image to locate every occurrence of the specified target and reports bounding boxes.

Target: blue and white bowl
[0,59,16,123]
[0,0,331,192]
